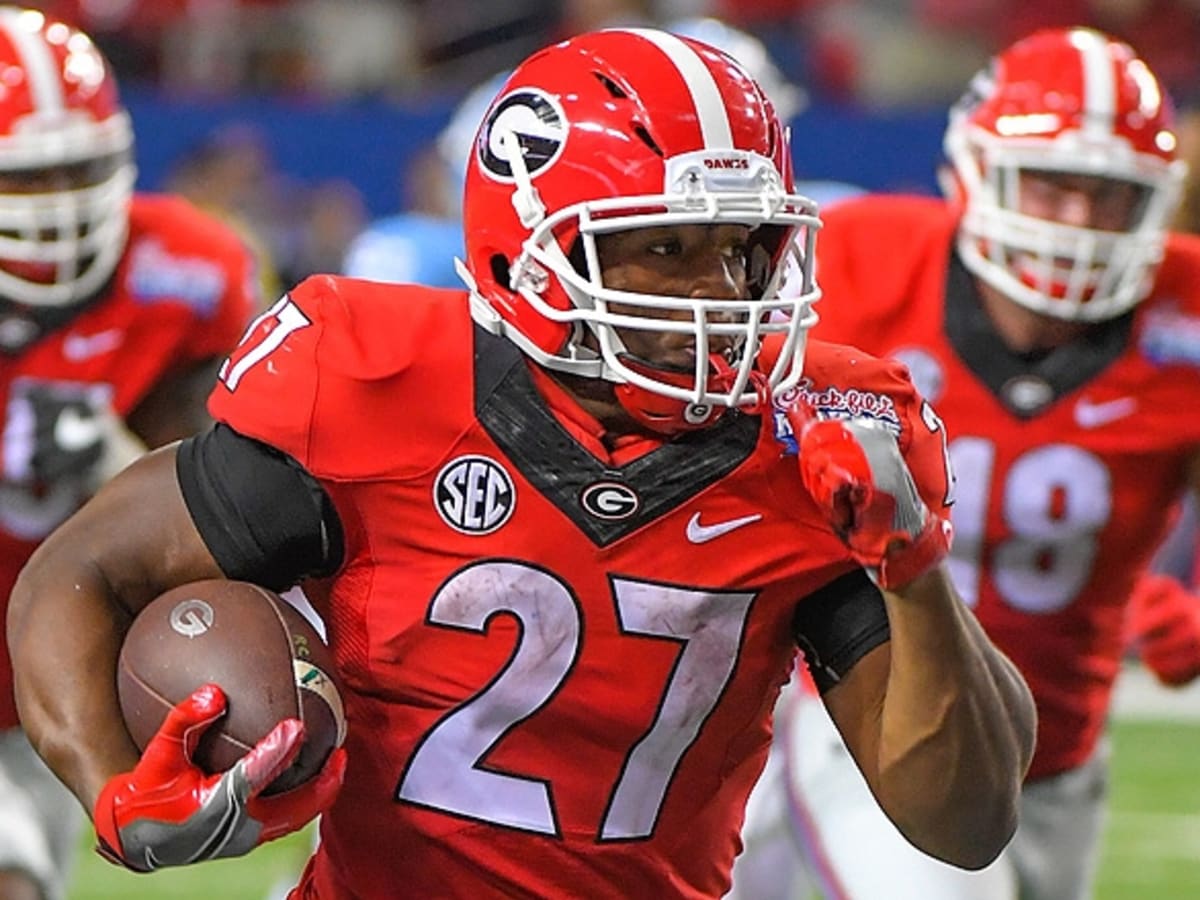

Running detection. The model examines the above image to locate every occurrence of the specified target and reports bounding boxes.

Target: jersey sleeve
[176,424,343,589]
[209,285,325,469]
[902,391,954,519]
[207,276,476,478]
[811,195,956,351]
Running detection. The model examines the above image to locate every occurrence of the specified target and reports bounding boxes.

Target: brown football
[117,579,345,794]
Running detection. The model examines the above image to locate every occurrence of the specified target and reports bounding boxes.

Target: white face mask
[494,147,822,411]
[948,127,1185,321]
[0,113,135,310]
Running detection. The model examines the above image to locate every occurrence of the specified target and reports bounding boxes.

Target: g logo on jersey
[1001,374,1054,416]
[580,481,640,520]
[479,89,567,182]
[435,455,517,535]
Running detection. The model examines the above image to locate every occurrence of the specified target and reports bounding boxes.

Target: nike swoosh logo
[54,408,104,452]
[62,328,124,361]
[1073,396,1137,429]
[686,512,762,544]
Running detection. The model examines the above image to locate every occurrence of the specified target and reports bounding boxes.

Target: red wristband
[874,516,953,591]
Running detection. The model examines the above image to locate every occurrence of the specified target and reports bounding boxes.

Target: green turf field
[66,718,1200,899]
[1097,719,1200,900]
[67,824,315,900]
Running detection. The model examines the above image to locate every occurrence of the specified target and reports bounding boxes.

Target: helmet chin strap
[613,353,764,436]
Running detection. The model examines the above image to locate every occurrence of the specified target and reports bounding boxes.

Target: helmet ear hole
[489,254,512,290]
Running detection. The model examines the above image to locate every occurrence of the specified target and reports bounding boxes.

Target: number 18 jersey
[811,194,1200,779]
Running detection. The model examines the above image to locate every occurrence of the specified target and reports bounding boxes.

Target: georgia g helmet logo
[479,89,567,182]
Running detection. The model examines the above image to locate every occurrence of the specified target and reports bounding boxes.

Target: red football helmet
[0,8,134,333]
[460,28,821,434]
[944,27,1186,321]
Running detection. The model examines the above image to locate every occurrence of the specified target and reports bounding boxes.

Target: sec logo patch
[434,455,516,535]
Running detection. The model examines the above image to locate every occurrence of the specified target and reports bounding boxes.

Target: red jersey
[0,193,257,729]
[208,276,952,899]
[811,194,1200,779]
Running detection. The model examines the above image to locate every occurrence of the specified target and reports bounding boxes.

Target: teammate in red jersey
[0,8,259,900]
[8,28,1033,899]
[729,27,1200,900]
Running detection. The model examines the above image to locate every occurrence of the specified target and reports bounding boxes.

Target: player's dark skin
[0,864,38,898]
[7,223,1034,871]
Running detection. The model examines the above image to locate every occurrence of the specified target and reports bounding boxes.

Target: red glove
[789,402,952,590]
[1126,574,1200,687]
[95,683,346,872]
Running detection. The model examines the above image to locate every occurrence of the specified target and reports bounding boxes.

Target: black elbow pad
[793,569,890,693]
[176,423,344,591]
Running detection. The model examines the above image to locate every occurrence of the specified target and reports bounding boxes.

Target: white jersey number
[217,295,311,391]
[947,438,1111,613]
[396,560,755,839]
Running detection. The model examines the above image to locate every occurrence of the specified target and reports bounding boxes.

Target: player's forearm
[7,448,219,813]
[874,566,1035,869]
[8,539,141,812]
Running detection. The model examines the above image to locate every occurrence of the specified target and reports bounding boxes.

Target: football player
[729,27,1200,900]
[8,28,1034,898]
[0,8,259,900]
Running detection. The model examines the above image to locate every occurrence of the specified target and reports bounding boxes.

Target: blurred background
[28,0,1200,290]
[20,0,1200,897]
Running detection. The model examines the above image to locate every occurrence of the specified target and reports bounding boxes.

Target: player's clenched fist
[787,401,952,590]
[94,684,346,872]
[1125,573,1200,687]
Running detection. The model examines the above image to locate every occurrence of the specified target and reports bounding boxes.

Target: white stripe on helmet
[0,8,64,114]
[1070,28,1115,140]
[622,27,734,149]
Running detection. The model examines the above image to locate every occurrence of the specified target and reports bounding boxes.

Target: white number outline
[396,561,756,841]
[217,295,311,391]
[920,401,955,507]
[947,438,1111,613]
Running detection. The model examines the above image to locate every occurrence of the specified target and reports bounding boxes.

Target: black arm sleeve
[792,568,890,694]
[175,423,345,591]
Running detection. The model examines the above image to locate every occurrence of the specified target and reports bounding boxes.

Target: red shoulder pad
[208,276,474,477]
